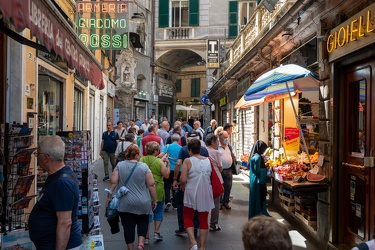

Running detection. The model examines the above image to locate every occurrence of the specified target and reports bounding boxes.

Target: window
[159,0,199,27]
[73,88,83,131]
[37,75,63,136]
[191,78,200,97]
[172,0,189,27]
[176,79,182,92]
[228,1,238,38]
[239,1,257,28]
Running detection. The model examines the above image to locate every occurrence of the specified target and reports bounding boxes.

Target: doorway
[341,60,375,245]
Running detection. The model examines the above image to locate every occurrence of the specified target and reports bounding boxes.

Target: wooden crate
[280,199,295,212]
[279,192,295,203]
[295,195,317,216]
[295,209,317,230]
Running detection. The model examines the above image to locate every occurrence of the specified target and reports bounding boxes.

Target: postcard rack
[57,131,100,235]
[1,123,36,233]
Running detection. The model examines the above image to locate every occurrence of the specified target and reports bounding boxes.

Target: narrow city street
[93,159,321,250]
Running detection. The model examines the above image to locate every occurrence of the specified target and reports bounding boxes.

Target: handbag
[106,162,138,220]
[209,158,224,199]
[228,145,240,175]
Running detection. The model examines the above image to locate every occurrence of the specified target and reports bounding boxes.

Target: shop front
[0,0,106,244]
[159,83,173,121]
[219,96,227,126]
[327,2,375,246]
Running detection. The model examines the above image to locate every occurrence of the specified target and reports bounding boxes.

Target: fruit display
[306,173,326,182]
[273,163,309,180]
[240,154,250,163]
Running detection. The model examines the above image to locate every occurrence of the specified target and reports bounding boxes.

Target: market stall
[236,64,328,232]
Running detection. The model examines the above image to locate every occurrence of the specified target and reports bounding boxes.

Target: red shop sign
[0,0,104,89]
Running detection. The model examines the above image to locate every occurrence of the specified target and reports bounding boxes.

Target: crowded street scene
[0,0,375,249]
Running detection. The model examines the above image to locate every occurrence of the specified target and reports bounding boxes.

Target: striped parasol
[244,64,319,101]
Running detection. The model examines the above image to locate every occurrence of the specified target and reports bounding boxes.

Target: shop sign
[76,1,129,50]
[219,96,227,107]
[186,99,201,105]
[284,127,300,151]
[327,2,375,61]
[0,0,104,89]
[159,84,174,98]
[107,81,115,97]
[206,40,220,68]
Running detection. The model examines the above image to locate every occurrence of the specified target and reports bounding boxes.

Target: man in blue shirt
[29,135,82,250]
[172,130,209,235]
[101,122,119,181]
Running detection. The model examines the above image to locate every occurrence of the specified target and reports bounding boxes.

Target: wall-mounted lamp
[103,68,113,73]
[68,68,76,74]
[130,13,146,24]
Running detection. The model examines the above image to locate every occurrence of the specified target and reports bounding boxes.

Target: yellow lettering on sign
[327,5,375,53]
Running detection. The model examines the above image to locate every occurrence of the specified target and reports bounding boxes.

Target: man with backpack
[193,121,206,142]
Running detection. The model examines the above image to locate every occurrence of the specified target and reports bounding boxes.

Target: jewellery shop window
[38,75,63,136]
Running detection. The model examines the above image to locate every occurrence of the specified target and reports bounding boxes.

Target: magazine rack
[1,123,36,233]
[56,131,100,235]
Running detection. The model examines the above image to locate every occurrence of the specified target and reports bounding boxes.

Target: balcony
[155,26,228,41]
[225,0,296,72]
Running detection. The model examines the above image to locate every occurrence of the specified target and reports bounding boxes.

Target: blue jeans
[221,168,233,205]
[174,187,199,232]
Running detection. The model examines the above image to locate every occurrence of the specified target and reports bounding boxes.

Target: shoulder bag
[107,162,138,220]
[209,157,224,199]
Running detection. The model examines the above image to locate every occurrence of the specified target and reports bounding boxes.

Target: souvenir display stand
[56,131,101,236]
[0,123,36,249]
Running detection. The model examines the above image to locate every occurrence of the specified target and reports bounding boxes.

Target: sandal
[137,245,144,250]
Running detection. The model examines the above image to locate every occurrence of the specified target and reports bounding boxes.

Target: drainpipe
[150,0,157,119]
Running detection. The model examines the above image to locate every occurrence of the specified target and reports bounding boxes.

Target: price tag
[317,155,324,167]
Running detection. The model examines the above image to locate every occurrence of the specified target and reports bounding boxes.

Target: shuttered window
[191,78,200,97]
[228,1,238,38]
[159,0,169,28]
[189,0,199,26]
[176,79,182,92]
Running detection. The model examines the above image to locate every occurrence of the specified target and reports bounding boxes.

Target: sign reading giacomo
[76,1,129,50]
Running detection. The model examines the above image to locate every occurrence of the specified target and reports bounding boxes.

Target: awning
[0,0,104,89]
[244,64,319,101]
[234,95,264,109]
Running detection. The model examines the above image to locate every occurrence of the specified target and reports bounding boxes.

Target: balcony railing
[155,26,228,41]
[227,0,296,71]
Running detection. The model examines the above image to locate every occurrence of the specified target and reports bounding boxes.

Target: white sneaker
[164,202,171,211]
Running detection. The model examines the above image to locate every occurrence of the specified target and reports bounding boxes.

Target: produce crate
[295,195,317,216]
[279,192,295,203]
[295,209,317,230]
[280,199,295,212]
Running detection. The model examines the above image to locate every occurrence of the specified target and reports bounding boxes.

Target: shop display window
[37,75,62,136]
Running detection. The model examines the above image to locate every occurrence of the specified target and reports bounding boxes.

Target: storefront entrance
[341,59,375,245]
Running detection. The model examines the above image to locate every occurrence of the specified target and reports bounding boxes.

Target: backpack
[116,142,126,165]
[197,127,206,141]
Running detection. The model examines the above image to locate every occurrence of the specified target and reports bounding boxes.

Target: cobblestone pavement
[93,159,320,250]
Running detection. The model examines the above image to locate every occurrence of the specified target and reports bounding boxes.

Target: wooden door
[342,60,375,245]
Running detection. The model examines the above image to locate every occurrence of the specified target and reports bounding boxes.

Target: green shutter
[191,78,200,97]
[176,79,182,92]
[189,0,199,26]
[228,1,238,38]
[159,0,169,28]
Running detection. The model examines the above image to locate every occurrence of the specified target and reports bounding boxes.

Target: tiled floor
[93,159,321,250]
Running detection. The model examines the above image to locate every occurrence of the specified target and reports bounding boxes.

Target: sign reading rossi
[76,2,129,50]
[0,0,104,89]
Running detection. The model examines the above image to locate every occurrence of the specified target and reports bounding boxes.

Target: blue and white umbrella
[243,64,320,166]
[244,64,319,101]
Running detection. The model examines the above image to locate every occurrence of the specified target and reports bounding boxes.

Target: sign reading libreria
[76,1,129,50]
